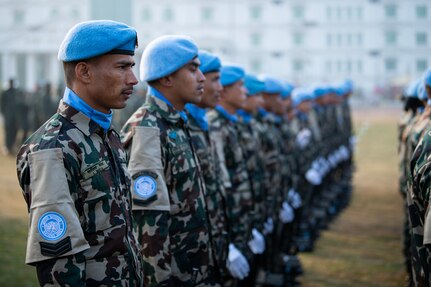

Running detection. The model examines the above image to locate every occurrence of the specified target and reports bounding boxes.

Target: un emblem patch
[38,212,67,241]
[134,175,157,200]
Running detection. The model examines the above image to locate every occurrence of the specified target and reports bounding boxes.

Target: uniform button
[51,120,60,127]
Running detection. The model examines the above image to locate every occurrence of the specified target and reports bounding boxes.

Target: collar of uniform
[185,103,208,131]
[215,105,238,123]
[145,92,186,125]
[237,109,253,125]
[58,100,108,136]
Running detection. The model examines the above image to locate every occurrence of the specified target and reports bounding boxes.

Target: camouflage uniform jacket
[408,123,431,286]
[236,116,267,232]
[16,100,143,286]
[186,110,230,278]
[207,108,253,256]
[121,95,218,287]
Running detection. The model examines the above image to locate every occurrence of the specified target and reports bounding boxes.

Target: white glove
[288,189,302,209]
[227,244,250,280]
[263,217,274,235]
[279,201,295,223]
[295,128,312,149]
[248,228,265,254]
[305,168,322,185]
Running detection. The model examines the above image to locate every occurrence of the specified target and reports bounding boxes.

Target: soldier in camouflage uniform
[207,64,255,284]
[184,50,230,281]
[407,72,431,286]
[15,20,144,286]
[121,36,220,286]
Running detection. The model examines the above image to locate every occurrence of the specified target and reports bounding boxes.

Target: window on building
[326,6,332,20]
[337,60,342,73]
[164,7,174,21]
[326,34,332,47]
[357,33,363,46]
[14,10,25,24]
[251,59,262,72]
[385,31,397,46]
[347,34,352,46]
[251,33,262,46]
[385,58,397,72]
[346,60,352,73]
[357,7,363,20]
[202,7,213,22]
[50,8,59,18]
[357,60,363,73]
[71,8,80,19]
[293,33,303,46]
[416,5,427,19]
[293,60,304,72]
[417,59,428,72]
[385,4,397,19]
[347,7,352,19]
[416,32,428,45]
[292,6,304,20]
[251,6,261,19]
[325,61,332,73]
[337,33,342,47]
[142,8,151,21]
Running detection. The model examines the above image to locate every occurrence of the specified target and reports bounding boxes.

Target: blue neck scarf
[148,86,188,122]
[258,107,269,118]
[185,103,208,131]
[63,87,112,131]
[215,105,238,123]
[237,109,253,124]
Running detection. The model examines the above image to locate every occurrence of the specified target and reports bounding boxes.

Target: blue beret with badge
[140,35,199,82]
[220,64,245,86]
[258,75,284,94]
[58,20,137,62]
[198,50,221,74]
[244,74,266,96]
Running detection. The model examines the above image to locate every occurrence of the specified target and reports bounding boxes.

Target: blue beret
[198,50,221,74]
[312,85,326,99]
[244,74,265,96]
[405,79,420,98]
[140,35,199,82]
[418,81,428,100]
[292,88,313,107]
[258,75,284,94]
[58,20,137,62]
[281,82,294,99]
[220,64,245,86]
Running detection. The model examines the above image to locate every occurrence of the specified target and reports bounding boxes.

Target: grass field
[0,105,405,286]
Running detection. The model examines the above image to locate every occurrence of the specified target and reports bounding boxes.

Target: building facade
[0,0,430,97]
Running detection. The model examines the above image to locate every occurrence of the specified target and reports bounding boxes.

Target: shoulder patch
[132,171,158,204]
[38,211,67,241]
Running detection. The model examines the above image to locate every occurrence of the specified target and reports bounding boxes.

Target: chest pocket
[80,160,115,233]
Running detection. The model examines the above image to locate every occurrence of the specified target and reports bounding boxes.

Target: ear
[75,62,92,84]
[158,75,174,88]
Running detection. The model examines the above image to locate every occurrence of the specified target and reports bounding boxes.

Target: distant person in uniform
[16,20,144,286]
[1,78,20,154]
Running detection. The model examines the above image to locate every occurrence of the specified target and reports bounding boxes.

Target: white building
[0,0,430,97]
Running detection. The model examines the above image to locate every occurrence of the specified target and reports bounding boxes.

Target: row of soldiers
[398,70,431,287]
[16,20,355,286]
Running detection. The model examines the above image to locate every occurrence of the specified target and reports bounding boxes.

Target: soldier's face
[199,71,222,109]
[222,80,247,110]
[243,94,263,113]
[87,54,138,113]
[171,58,206,107]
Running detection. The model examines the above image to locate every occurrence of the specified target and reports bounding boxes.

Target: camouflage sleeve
[418,163,431,246]
[126,126,173,285]
[210,129,232,189]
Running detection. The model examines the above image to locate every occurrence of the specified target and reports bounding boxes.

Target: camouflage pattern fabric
[121,95,219,287]
[186,110,230,279]
[16,100,143,286]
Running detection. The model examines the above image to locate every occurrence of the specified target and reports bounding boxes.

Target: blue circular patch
[134,175,157,199]
[38,212,67,241]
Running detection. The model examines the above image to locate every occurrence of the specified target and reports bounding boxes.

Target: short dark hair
[63,61,79,87]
